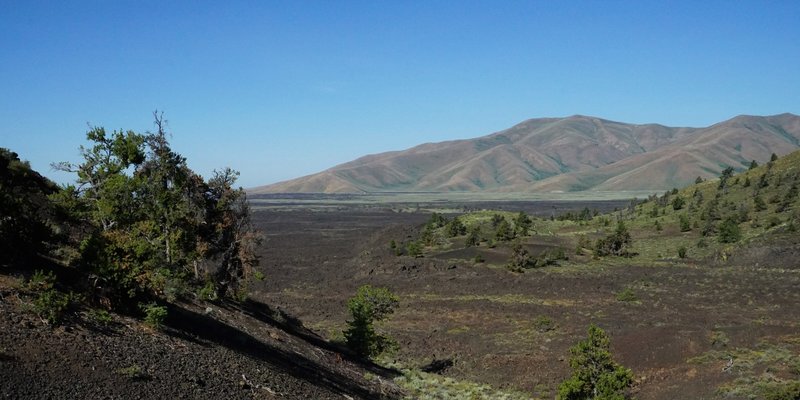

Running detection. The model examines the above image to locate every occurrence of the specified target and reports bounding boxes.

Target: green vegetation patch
[394,368,534,400]
[409,293,578,307]
[687,338,800,398]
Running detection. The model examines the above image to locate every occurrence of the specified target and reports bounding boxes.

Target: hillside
[412,146,800,266]
[0,268,404,399]
[252,113,800,194]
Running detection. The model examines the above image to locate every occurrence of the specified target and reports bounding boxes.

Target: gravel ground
[0,286,403,400]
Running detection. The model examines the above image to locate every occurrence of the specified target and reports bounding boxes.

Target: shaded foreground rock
[0,292,403,399]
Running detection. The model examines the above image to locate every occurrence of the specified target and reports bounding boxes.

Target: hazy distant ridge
[252,113,800,194]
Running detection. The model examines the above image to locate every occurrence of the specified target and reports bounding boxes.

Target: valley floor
[253,204,800,400]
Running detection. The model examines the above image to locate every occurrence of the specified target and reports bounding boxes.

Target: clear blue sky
[2,1,799,188]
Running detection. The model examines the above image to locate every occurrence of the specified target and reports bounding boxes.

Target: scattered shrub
[509,243,568,271]
[575,235,591,255]
[790,358,800,375]
[678,246,687,259]
[87,308,113,326]
[253,270,266,281]
[533,315,555,332]
[26,270,56,292]
[767,216,782,228]
[406,241,423,258]
[761,382,800,400]
[615,287,638,302]
[594,221,632,257]
[117,364,149,381]
[507,242,533,271]
[140,303,168,329]
[709,330,729,348]
[197,281,218,301]
[34,289,79,325]
[537,248,568,267]
[679,214,692,232]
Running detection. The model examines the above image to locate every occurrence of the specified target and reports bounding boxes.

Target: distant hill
[251,113,800,194]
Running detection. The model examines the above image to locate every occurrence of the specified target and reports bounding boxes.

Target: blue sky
[2,1,799,188]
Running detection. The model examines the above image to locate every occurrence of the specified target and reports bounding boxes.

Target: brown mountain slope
[527,114,800,192]
[251,113,800,194]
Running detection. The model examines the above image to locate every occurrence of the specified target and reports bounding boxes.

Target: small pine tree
[446,217,467,237]
[465,227,480,247]
[343,285,398,358]
[671,196,685,210]
[754,195,767,211]
[495,219,514,242]
[718,217,741,243]
[557,324,633,400]
[718,166,735,190]
[514,211,533,236]
[491,213,504,228]
[759,173,770,188]
[749,160,758,170]
[507,241,533,271]
[679,214,692,232]
[406,241,422,257]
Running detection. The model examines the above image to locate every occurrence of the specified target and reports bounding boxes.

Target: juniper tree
[53,113,261,306]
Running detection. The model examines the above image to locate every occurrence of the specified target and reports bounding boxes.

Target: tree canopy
[42,113,262,308]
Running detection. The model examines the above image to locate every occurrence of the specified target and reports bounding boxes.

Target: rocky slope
[0,273,403,400]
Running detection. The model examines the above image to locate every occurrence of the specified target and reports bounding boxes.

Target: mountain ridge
[251,113,800,194]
